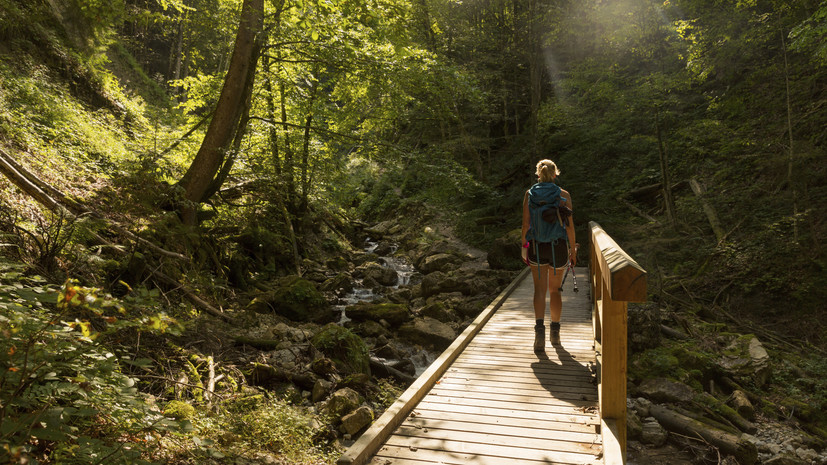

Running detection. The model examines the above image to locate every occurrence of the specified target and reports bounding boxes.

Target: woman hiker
[521,159,577,352]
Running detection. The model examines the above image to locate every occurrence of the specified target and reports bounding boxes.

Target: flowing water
[334,239,433,375]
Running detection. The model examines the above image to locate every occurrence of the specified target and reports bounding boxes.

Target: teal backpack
[527,182,570,267]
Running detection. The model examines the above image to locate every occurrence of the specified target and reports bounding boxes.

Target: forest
[0,0,825,463]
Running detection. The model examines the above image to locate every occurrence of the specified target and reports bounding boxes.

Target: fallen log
[369,357,415,385]
[0,148,186,261]
[729,390,755,422]
[618,197,661,224]
[695,392,756,434]
[1,148,232,323]
[649,404,757,465]
[660,324,689,340]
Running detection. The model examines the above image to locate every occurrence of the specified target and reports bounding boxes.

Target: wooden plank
[433,379,598,400]
[441,368,597,390]
[414,400,599,426]
[448,361,597,380]
[407,409,598,434]
[337,268,531,465]
[461,345,596,360]
[436,373,598,395]
[429,386,595,409]
[379,437,601,465]
[416,397,598,421]
[369,457,455,465]
[402,416,599,441]
[441,359,593,377]
[392,425,601,455]
[372,445,595,465]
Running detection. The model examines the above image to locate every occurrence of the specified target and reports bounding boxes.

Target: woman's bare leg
[531,264,548,320]
[547,268,564,322]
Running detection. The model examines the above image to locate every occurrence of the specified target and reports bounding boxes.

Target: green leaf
[32,427,68,441]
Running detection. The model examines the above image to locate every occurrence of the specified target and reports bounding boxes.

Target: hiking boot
[534,324,545,352]
[550,322,561,346]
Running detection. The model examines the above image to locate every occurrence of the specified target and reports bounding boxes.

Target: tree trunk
[781,31,798,243]
[280,79,295,209]
[649,404,757,465]
[690,178,725,243]
[655,110,677,228]
[300,113,313,213]
[201,38,261,202]
[178,0,264,225]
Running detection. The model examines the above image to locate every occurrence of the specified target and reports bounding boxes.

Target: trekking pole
[571,264,579,293]
[558,261,571,292]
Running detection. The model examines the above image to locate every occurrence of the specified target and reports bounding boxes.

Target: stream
[334,239,434,376]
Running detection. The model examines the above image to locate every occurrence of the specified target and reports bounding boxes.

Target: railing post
[589,221,646,465]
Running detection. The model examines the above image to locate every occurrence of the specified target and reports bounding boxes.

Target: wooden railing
[589,221,647,464]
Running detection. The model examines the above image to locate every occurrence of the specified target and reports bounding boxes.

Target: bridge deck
[370,267,601,464]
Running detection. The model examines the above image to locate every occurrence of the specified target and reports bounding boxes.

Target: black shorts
[527,240,569,268]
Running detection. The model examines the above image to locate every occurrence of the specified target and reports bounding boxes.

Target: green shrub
[0,262,185,464]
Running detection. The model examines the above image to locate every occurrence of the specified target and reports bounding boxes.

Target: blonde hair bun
[535,159,560,183]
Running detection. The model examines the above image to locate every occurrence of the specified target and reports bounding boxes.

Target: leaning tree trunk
[655,110,677,229]
[178,0,263,225]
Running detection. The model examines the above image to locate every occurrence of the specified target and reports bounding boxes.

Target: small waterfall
[334,238,433,376]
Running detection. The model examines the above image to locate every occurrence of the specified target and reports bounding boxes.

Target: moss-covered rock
[345,302,410,327]
[311,323,370,376]
[163,400,196,419]
[249,276,331,323]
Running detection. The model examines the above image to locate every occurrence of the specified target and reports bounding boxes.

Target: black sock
[535,319,544,327]
[550,321,560,329]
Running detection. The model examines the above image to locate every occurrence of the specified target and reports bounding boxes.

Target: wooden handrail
[589,221,647,464]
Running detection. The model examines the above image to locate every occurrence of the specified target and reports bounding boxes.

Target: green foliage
[0,263,186,464]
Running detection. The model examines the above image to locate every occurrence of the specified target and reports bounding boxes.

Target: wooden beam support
[590,221,647,464]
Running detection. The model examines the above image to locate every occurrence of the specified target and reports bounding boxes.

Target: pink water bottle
[521,242,529,265]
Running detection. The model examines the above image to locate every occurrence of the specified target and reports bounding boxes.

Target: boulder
[487,229,523,270]
[345,302,410,327]
[364,220,399,238]
[321,272,354,296]
[456,296,488,319]
[324,387,361,418]
[340,405,374,435]
[638,378,695,403]
[421,271,469,297]
[357,262,398,287]
[311,379,333,403]
[419,253,459,274]
[311,324,371,376]
[326,256,350,272]
[419,302,457,323]
[398,317,456,351]
[716,335,771,387]
[351,320,391,338]
[248,276,330,323]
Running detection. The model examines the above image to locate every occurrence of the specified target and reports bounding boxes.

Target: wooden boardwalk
[368,267,602,465]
